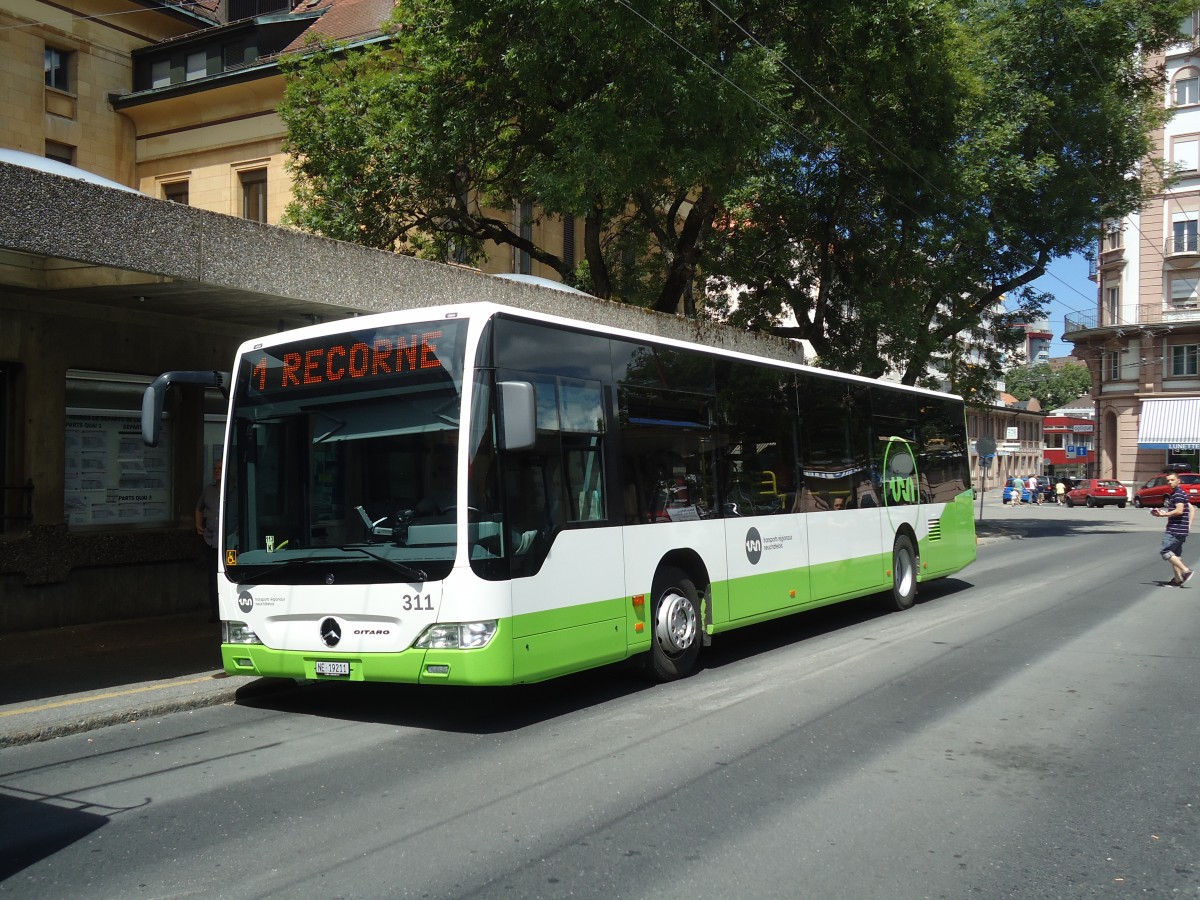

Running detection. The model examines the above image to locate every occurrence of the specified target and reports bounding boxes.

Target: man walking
[1152,472,1194,586]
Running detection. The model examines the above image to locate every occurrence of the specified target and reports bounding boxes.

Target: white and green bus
[147,301,976,685]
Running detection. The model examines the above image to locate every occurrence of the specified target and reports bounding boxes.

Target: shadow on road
[977,504,1160,543]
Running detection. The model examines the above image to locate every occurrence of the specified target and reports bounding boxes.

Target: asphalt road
[2,502,1198,898]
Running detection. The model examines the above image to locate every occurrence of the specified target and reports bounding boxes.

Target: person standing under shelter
[195,460,222,621]
[1151,472,1194,586]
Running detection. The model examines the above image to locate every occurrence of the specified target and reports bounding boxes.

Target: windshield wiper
[234,555,349,586]
[235,551,427,585]
[312,410,346,443]
[341,546,428,582]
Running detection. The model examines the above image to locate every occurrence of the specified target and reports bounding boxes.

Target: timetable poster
[64,413,171,526]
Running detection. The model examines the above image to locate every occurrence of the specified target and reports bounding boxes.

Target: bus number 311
[403,594,434,611]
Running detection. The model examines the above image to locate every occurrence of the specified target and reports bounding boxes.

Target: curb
[976,525,1022,544]
[0,674,298,748]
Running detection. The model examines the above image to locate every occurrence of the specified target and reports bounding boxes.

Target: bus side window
[618,389,715,523]
[797,377,854,512]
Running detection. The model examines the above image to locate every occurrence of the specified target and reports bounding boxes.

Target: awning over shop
[1138,398,1200,449]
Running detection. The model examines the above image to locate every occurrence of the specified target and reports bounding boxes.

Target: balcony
[1167,232,1200,266]
[1063,312,1098,335]
[1063,302,1200,339]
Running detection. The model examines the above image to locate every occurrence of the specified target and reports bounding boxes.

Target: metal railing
[1169,233,1200,255]
[1064,302,1200,335]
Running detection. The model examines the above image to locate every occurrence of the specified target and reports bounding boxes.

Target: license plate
[315,661,350,676]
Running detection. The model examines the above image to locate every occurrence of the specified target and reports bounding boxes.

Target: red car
[1133,473,1200,508]
[1064,478,1128,508]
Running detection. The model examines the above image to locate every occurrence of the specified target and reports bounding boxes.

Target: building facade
[1065,24,1200,481]
[1010,320,1053,368]
[1042,415,1096,478]
[967,396,1044,490]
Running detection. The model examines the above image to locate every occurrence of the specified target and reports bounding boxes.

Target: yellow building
[0,0,211,181]
[2,0,579,276]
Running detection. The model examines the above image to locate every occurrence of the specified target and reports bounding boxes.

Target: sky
[1024,252,1096,358]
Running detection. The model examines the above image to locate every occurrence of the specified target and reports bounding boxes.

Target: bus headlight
[413,621,498,650]
[223,621,262,644]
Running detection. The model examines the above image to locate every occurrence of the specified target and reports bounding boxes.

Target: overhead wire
[1051,0,1197,336]
[698,0,1186,340]
[640,0,1104,332]
[1053,3,1169,267]
[609,0,931,224]
[0,2,212,32]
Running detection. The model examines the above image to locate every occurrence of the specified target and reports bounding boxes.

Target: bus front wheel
[645,566,702,681]
[890,535,918,611]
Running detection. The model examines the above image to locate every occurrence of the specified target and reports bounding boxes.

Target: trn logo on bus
[886,475,918,504]
[745,528,763,565]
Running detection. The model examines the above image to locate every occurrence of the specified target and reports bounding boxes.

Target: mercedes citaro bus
[143,302,976,685]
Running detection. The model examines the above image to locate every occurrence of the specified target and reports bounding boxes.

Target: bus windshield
[223,319,469,584]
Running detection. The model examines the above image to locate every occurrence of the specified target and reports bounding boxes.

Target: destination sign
[243,320,465,398]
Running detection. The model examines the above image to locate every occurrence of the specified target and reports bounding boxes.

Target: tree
[1005,363,1093,411]
[279,0,786,312]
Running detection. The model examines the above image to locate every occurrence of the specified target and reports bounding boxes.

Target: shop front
[1137,398,1200,472]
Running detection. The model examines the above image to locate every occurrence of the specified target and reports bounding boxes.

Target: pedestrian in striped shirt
[1152,472,1195,586]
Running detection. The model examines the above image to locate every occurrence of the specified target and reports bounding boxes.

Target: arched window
[1174,68,1200,106]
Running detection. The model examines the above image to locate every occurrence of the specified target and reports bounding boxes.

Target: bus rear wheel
[645,566,701,681]
[889,535,918,611]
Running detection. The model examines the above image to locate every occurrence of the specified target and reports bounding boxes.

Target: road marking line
[0,675,220,717]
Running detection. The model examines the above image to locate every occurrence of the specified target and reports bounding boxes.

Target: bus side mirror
[141,376,169,447]
[498,381,536,451]
[141,370,230,447]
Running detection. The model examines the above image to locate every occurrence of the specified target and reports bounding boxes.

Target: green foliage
[280,0,786,311]
[279,0,1192,381]
[1005,363,1094,411]
[710,0,1191,383]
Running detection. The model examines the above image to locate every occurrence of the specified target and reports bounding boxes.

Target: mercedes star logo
[319,617,342,647]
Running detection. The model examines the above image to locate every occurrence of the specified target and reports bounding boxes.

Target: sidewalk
[0,612,289,748]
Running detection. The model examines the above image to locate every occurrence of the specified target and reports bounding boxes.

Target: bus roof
[236,301,964,403]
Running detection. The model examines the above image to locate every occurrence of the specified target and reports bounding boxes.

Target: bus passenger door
[503,377,628,682]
